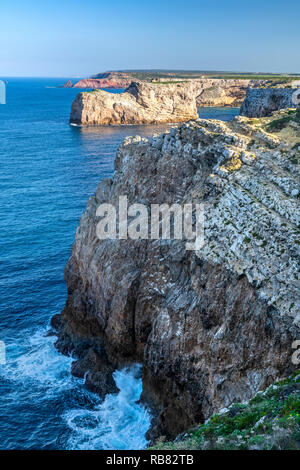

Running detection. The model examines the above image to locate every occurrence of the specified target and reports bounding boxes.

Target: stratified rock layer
[55,109,300,439]
[70,81,199,125]
[70,79,260,125]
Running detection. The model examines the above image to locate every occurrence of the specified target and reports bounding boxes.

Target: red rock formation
[73,73,133,89]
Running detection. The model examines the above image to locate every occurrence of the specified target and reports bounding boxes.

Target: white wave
[64,364,151,450]
[0,328,151,449]
[1,329,73,392]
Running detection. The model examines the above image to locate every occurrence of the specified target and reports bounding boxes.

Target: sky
[1,0,299,77]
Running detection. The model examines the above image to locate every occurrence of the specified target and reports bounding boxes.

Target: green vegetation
[122,70,300,83]
[265,109,300,132]
[151,80,188,85]
[221,152,242,172]
[153,370,300,450]
[213,76,297,85]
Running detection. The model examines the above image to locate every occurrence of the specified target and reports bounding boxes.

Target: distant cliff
[53,109,300,440]
[73,77,132,89]
[70,81,199,125]
[63,72,133,90]
[240,87,297,117]
[70,79,262,125]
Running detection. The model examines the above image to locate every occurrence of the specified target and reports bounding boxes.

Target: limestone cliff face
[240,88,297,117]
[193,78,255,107]
[54,109,300,439]
[70,81,198,125]
[70,79,259,126]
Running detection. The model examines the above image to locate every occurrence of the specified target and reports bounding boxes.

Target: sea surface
[0,78,239,449]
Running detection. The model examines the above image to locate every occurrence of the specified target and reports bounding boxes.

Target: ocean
[0,78,239,449]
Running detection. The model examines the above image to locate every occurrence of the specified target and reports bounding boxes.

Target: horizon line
[1,69,300,80]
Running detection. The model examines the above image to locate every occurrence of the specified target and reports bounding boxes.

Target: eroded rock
[54,109,300,439]
[70,79,262,125]
[240,87,297,117]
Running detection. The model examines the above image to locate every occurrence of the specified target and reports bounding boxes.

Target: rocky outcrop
[193,78,258,107]
[65,72,133,90]
[54,109,300,440]
[149,78,256,107]
[70,81,199,125]
[70,79,263,126]
[73,77,132,89]
[240,87,298,117]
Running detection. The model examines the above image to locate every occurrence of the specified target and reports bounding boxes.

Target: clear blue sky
[1,0,299,77]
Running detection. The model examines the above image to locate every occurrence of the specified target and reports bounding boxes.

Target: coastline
[52,108,300,445]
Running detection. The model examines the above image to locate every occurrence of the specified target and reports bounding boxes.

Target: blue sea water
[0,78,239,449]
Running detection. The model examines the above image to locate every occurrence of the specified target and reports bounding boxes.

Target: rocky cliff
[193,78,255,107]
[53,109,300,440]
[240,88,297,117]
[70,79,260,125]
[154,371,300,449]
[64,72,133,90]
[70,81,199,125]
[73,77,132,89]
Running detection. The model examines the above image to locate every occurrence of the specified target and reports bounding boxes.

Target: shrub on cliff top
[265,109,300,132]
[153,370,300,450]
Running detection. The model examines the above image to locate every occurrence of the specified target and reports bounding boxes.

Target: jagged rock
[70,81,198,125]
[54,109,300,439]
[70,79,262,125]
[72,348,119,398]
[240,87,297,117]
[51,313,118,398]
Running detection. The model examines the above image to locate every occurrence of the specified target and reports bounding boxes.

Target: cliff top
[153,369,300,450]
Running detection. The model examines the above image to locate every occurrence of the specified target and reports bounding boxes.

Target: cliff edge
[240,87,298,117]
[64,72,133,90]
[53,109,300,440]
[70,81,198,125]
[70,79,258,125]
